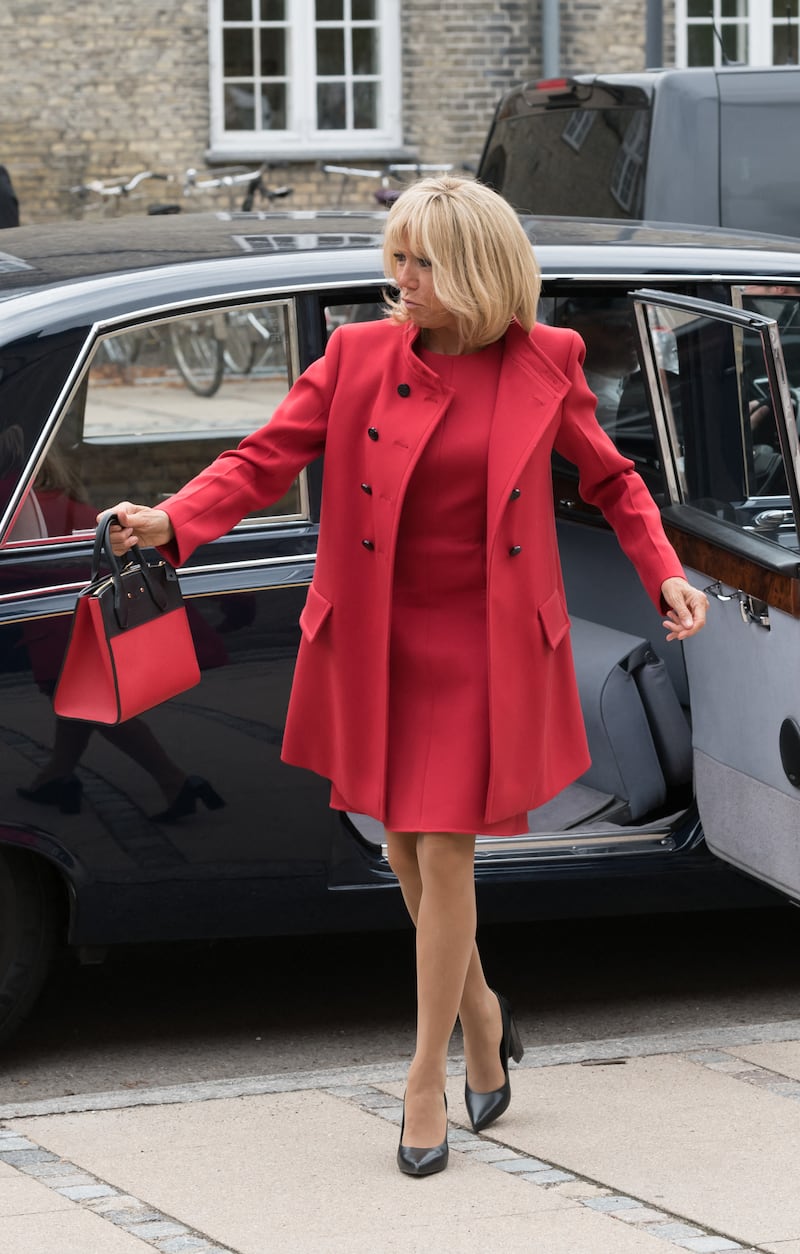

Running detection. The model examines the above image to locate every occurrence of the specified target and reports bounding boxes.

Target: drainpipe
[645,0,664,68]
[541,0,560,79]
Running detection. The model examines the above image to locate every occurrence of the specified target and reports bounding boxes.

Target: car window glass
[325,300,385,336]
[640,298,800,553]
[544,294,666,496]
[480,102,651,219]
[4,300,307,547]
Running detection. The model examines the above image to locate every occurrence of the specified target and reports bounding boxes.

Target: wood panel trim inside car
[662,506,800,618]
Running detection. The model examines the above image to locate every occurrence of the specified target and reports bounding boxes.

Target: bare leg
[386,829,504,1148]
[25,719,93,786]
[98,719,186,803]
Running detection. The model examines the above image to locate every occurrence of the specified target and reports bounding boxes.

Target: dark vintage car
[3,210,800,1046]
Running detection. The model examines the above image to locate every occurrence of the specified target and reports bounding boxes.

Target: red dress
[379,340,526,836]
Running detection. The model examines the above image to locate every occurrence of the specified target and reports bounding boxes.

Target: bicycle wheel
[223,312,258,375]
[169,317,225,397]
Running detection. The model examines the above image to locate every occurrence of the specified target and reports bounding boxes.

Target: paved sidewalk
[2,1019,800,1254]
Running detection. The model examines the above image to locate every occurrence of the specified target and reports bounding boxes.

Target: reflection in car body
[2,211,800,1046]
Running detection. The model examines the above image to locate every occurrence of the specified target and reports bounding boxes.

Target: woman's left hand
[661,577,709,641]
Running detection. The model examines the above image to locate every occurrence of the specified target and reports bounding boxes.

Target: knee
[417,832,475,886]
[385,830,419,882]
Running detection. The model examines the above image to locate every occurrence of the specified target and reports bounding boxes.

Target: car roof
[4,210,800,303]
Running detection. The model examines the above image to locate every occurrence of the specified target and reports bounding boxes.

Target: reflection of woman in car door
[103,177,708,1176]
[13,445,224,822]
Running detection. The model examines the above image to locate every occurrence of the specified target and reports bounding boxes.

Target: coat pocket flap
[299,584,333,642]
[538,589,571,650]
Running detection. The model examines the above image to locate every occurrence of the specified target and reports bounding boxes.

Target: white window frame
[675,0,797,67]
[208,0,402,160]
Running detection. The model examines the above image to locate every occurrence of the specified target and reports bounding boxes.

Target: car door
[631,288,800,901]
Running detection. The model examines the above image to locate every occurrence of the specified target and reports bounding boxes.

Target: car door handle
[704,581,771,629]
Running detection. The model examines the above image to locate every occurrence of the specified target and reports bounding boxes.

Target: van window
[480,96,651,219]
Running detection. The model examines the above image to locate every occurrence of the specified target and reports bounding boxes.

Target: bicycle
[320,162,454,208]
[147,163,294,216]
[70,170,170,217]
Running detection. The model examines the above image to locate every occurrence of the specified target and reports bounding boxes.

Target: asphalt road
[2,906,800,1106]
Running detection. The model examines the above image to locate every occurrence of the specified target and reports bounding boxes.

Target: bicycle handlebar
[321,162,453,181]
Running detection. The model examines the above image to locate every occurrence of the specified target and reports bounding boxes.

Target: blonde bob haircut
[383,175,541,350]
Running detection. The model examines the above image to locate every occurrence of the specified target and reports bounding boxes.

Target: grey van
[478,65,800,238]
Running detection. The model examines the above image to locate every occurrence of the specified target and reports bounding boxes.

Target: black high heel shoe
[17,776,82,815]
[152,776,225,823]
[464,990,524,1133]
[397,1093,449,1177]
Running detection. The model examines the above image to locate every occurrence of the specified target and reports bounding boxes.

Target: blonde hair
[383,175,541,350]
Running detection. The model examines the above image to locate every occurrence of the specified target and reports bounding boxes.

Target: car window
[639,297,800,552]
[325,301,385,336]
[543,294,666,496]
[5,300,307,547]
[480,99,651,219]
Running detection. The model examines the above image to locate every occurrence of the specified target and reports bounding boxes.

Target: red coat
[162,318,685,825]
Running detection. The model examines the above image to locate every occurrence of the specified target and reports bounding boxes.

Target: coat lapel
[487,321,571,538]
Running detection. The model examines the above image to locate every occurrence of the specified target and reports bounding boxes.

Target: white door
[633,287,800,901]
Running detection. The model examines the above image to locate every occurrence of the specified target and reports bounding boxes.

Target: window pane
[225,0,253,19]
[317,29,345,74]
[352,0,375,17]
[12,305,303,543]
[316,0,343,17]
[641,300,797,526]
[774,0,798,14]
[688,24,715,63]
[352,28,377,74]
[687,0,713,15]
[774,24,799,62]
[317,81,346,128]
[548,296,659,485]
[225,83,257,129]
[353,81,378,128]
[720,0,746,16]
[260,0,284,17]
[722,23,748,60]
[260,29,286,75]
[224,27,255,76]
[261,83,286,129]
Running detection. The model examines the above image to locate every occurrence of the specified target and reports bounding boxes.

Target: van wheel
[0,848,59,1046]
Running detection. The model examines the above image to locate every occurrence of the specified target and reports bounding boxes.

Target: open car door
[632,288,800,902]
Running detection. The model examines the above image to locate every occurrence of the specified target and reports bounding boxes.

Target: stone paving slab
[726,1041,800,1083]
[0,1207,157,1253]
[0,1171,74,1216]
[461,1053,800,1248]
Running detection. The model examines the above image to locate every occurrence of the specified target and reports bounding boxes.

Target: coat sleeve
[158,327,344,566]
[552,329,685,611]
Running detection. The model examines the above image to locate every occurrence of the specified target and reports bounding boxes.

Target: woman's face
[392,238,459,338]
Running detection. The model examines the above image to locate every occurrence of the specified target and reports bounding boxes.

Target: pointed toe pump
[464,991,524,1133]
[152,775,225,823]
[397,1094,449,1177]
[17,775,83,815]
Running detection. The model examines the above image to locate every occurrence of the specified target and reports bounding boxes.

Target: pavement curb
[2,1016,800,1121]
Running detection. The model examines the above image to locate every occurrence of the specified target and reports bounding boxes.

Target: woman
[105,176,708,1177]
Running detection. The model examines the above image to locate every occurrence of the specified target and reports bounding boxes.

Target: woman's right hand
[98,503,174,556]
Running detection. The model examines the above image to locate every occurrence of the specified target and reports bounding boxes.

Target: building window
[676,0,799,67]
[208,0,402,158]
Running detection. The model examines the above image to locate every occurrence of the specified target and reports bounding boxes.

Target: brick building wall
[0,0,661,225]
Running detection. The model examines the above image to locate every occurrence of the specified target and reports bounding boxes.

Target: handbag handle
[93,512,169,619]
